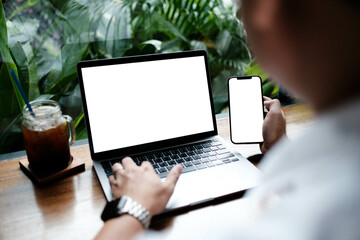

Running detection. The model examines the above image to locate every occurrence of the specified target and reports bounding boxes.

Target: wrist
[96,215,143,240]
[101,195,152,229]
[112,214,143,229]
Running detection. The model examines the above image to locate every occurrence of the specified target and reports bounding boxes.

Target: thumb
[165,165,182,190]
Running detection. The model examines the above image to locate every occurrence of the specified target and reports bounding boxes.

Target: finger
[111,184,123,198]
[109,174,123,198]
[141,161,154,171]
[112,163,125,180]
[121,157,137,169]
[109,175,123,190]
[109,174,116,184]
[260,143,267,154]
[165,165,182,190]
[112,162,123,172]
[264,99,281,111]
[263,96,272,101]
[112,162,124,173]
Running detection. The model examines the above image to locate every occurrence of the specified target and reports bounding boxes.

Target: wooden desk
[0,104,314,240]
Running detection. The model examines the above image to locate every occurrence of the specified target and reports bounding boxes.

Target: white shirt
[140,99,360,240]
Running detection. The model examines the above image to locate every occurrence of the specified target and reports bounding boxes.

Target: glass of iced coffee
[22,100,76,175]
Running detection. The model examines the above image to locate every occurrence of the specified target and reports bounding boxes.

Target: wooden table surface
[0,104,314,240]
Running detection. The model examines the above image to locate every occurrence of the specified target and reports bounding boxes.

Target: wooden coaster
[19,156,85,186]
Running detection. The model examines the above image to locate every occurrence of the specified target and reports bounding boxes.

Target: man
[95,0,360,239]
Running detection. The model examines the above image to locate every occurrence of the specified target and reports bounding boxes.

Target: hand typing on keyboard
[109,157,183,216]
[101,140,239,179]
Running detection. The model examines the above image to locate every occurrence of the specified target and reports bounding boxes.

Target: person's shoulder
[256,103,360,190]
[263,99,360,170]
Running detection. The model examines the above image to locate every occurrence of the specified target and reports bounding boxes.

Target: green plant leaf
[0,1,24,115]
[10,41,40,101]
[0,1,13,65]
[44,43,89,94]
[213,94,228,114]
[124,43,157,56]
[0,113,23,153]
[0,62,20,119]
[262,81,275,97]
[8,0,41,20]
[7,18,40,47]
[34,94,55,101]
[143,40,162,51]
[74,112,84,129]
[151,13,189,43]
[10,42,29,94]
[75,123,88,140]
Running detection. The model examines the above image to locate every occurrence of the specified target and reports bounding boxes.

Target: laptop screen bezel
[77,50,218,161]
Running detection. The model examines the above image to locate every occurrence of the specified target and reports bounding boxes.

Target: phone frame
[228,75,265,144]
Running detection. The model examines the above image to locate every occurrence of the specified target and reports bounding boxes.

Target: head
[235,0,360,111]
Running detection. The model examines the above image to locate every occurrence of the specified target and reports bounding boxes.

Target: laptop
[77,50,261,215]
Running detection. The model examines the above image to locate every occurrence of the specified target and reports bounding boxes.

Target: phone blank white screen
[81,56,214,153]
[229,77,264,143]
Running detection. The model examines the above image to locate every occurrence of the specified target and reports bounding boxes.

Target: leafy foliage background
[0,0,277,154]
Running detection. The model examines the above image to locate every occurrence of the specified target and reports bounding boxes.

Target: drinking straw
[10,69,35,117]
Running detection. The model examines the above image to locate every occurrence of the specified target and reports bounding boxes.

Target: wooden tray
[19,156,85,186]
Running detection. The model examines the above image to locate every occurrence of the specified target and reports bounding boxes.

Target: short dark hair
[344,0,360,9]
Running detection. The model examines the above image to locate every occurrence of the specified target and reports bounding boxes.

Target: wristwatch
[101,195,152,229]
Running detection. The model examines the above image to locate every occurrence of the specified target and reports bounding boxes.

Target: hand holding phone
[228,76,264,144]
[261,96,287,153]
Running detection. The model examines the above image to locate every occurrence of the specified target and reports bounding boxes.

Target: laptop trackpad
[165,161,260,210]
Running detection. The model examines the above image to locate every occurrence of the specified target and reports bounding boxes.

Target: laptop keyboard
[100,139,240,178]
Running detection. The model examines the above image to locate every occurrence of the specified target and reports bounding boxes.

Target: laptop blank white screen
[81,56,214,153]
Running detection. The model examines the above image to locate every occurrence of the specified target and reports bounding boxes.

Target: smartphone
[228,76,264,144]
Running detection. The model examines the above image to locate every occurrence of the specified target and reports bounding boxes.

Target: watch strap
[120,195,151,228]
[101,195,151,229]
